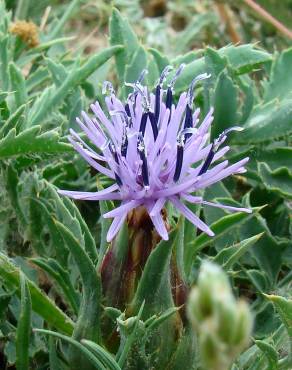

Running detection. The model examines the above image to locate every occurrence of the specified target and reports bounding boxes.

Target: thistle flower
[58,66,251,242]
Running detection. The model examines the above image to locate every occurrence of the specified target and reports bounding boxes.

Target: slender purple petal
[170,196,215,236]
[103,200,142,218]
[106,214,127,242]
[150,213,168,240]
[202,201,252,213]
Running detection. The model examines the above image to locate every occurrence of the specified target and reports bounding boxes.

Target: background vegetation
[0,0,291,369]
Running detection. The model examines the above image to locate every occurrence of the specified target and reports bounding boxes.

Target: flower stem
[242,0,292,39]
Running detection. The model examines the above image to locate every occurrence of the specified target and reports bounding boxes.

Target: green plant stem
[15,0,30,20]
[48,0,81,40]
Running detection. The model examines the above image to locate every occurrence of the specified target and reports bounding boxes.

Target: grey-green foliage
[0,0,291,370]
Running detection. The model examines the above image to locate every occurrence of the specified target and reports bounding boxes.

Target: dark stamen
[109,141,123,185]
[184,105,193,129]
[183,105,193,141]
[148,111,158,141]
[198,126,243,176]
[154,84,161,124]
[166,87,172,110]
[115,173,123,186]
[198,145,215,176]
[139,112,148,136]
[154,66,173,124]
[140,153,149,187]
[109,142,119,164]
[125,103,131,117]
[174,144,184,182]
[137,135,149,187]
[121,128,128,157]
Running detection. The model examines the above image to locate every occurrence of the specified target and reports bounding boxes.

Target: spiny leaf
[211,70,239,140]
[0,126,72,159]
[0,104,26,138]
[29,45,122,125]
[9,62,27,108]
[174,44,271,93]
[109,8,139,84]
[232,98,292,144]
[258,162,292,199]
[264,295,292,338]
[263,47,292,102]
[213,233,265,270]
[188,207,260,257]
[0,253,74,335]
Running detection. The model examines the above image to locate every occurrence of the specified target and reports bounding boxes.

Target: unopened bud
[187,261,253,370]
[232,300,253,347]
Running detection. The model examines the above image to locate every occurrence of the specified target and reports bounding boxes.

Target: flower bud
[187,261,253,370]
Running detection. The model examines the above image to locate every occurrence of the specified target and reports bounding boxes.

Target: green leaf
[232,98,292,144]
[264,48,292,102]
[173,217,186,282]
[117,302,145,368]
[264,295,292,338]
[54,221,101,343]
[62,197,98,263]
[9,62,27,108]
[100,221,129,308]
[166,326,197,370]
[213,233,264,270]
[0,104,26,138]
[16,273,31,370]
[0,253,74,335]
[258,162,292,199]
[211,70,238,140]
[0,126,72,159]
[130,230,176,316]
[204,47,227,81]
[81,340,121,370]
[96,198,114,270]
[29,45,122,125]
[30,257,80,316]
[124,46,148,96]
[34,329,106,370]
[188,207,258,256]
[109,8,139,84]
[240,213,283,284]
[175,44,271,93]
[146,306,181,333]
[254,340,278,369]
[0,36,9,91]
[148,48,170,72]
[54,219,101,370]
[47,0,81,40]
[175,13,216,53]
[25,36,75,56]
[46,58,68,87]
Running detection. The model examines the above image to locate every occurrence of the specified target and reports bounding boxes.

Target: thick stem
[216,2,241,43]
[242,0,292,39]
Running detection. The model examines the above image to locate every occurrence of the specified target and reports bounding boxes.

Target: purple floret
[58,66,251,242]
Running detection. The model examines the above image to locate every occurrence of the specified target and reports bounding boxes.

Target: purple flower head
[58,66,251,242]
